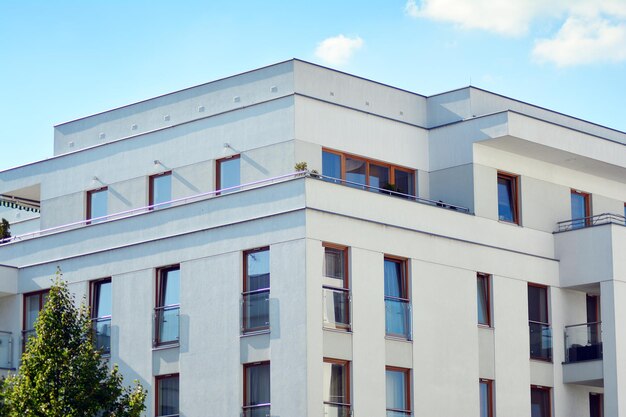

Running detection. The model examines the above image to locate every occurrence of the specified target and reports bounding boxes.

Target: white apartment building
[0,59,625,417]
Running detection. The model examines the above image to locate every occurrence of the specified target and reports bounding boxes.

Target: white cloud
[315,35,364,66]
[533,16,626,66]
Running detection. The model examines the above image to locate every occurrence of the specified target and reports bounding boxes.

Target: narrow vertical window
[531,386,551,417]
[384,257,411,339]
[243,362,270,417]
[87,187,108,223]
[323,359,351,417]
[322,150,342,183]
[91,278,112,355]
[217,155,241,194]
[156,374,179,417]
[154,266,180,346]
[497,172,519,224]
[528,284,551,361]
[386,367,411,416]
[570,189,591,229]
[480,379,493,417]
[22,290,49,352]
[242,248,270,333]
[323,244,350,331]
[477,273,492,327]
[149,171,172,209]
[589,393,603,417]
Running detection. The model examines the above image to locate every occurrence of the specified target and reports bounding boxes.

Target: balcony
[0,331,13,369]
[563,322,604,387]
[92,317,111,355]
[241,289,270,334]
[529,321,552,361]
[385,298,412,340]
[323,287,351,331]
[242,404,271,417]
[154,305,180,347]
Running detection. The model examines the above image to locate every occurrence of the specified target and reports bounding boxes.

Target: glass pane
[219,157,240,193]
[385,299,410,338]
[323,288,350,329]
[324,247,345,284]
[158,376,179,416]
[529,322,552,361]
[89,189,108,221]
[571,192,588,229]
[345,157,366,188]
[152,174,172,207]
[26,294,41,330]
[247,250,270,291]
[497,176,515,222]
[243,291,270,331]
[528,286,548,324]
[384,259,403,298]
[322,151,342,182]
[325,403,351,417]
[589,394,603,417]
[157,306,180,344]
[477,276,489,325]
[323,362,347,404]
[531,388,550,417]
[242,405,271,417]
[245,363,270,406]
[95,281,112,318]
[394,170,414,197]
[93,318,111,354]
[480,381,490,417]
[369,164,390,191]
[161,269,180,307]
[386,370,407,411]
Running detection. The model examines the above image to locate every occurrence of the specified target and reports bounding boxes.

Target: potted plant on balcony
[0,218,10,240]
[381,183,398,195]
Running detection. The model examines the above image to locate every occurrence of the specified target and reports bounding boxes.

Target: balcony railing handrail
[323,285,349,292]
[556,212,626,232]
[384,295,410,302]
[529,320,551,326]
[154,304,180,312]
[242,403,272,409]
[565,321,602,329]
[0,330,12,335]
[313,173,471,213]
[324,401,352,407]
[91,316,112,322]
[242,288,271,296]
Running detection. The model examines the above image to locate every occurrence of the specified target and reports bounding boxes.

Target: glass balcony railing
[241,289,270,333]
[154,305,180,346]
[385,297,412,340]
[323,287,351,331]
[92,317,111,354]
[529,321,552,361]
[324,403,351,417]
[0,331,13,369]
[242,404,271,417]
[565,322,602,363]
[386,410,412,417]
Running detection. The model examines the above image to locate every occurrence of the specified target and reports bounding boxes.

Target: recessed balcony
[563,322,603,387]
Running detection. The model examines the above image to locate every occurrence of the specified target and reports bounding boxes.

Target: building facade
[0,59,625,417]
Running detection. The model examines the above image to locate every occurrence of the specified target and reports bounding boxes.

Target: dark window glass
[150,173,172,209]
[345,157,366,188]
[322,151,342,182]
[497,173,517,223]
[529,285,551,361]
[477,274,491,326]
[87,188,108,222]
[244,362,270,417]
[531,387,551,417]
[157,375,179,417]
[369,164,390,190]
[571,190,590,229]
[480,380,493,417]
[394,170,414,196]
[155,267,180,345]
[589,393,603,417]
[386,369,410,415]
[528,285,548,324]
[91,279,112,354]
[218,156,241,193]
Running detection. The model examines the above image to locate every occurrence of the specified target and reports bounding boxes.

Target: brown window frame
[530,385,552,417]
[386,366,411,415]
[216,154,241,195]
[155,373,179,417]
[149,171,172,210]
[90,278,112,354]
[480,378,494,417]
[22,289,50,352]
[86,186,108,224]
[384,255,411,339]
[323,243,350,331]
[243,361,271,415]
[242,247,270,334]
[497,171,520,224]
[571,189,592,227]
[528,283,551,362]
[477,273,492,327]
[589,392,604,417]
[322,148,416,195]
[154,265,180,347]
[323,358,351,412]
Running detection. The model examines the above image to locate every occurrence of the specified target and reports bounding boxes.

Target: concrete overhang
[563,360,603,387]
[0,265,17,297]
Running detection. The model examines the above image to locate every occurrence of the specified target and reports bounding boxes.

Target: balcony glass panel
[565,322,602,363]
[324,403,351,417]
[242,405,271,417]
[529,321,552,361]
[323,288,350,330]
[242,290,270,333]
[385,298,411,339]
[155,305,180,345]
[92,317,111,354]
[387,411,412,417]
[345,157,366,189]
[394,170,414,197]
[0,331,12,368]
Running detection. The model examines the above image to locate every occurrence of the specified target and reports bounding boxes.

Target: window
[323,244,350,331]
[384,257,411,339]
[217,155,241,194]
[323,359,351,417]
[87,187,108,223]
[497,172,519,224]
[528,284,551,361]
[154,266,180,346]
[589,393,603,417]
[23,290,49,352]
[480,379,493,417]
[477,273,491,327]
[156,374,179,417]
[322,149,415,196]
[243,362,270,417]
[570,189,591,229]
[242,247,270,333]
[149,172,172,209]
[531,386,551,417]
[90,278,112,354]
[386,367,411,417]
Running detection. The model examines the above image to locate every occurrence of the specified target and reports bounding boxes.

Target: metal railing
[153,305,180,346]
[0,331,13,369]
[92,317,111,355]
[323,287,351,330]
[324,402,352,417]
[242,404,271,417]
[556,213,626,232]
[385,297,412,340]
[241,289,270,334]
[529,321,552,361]
[564,321,602,363]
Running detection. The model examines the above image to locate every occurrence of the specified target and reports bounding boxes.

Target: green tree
[0,271,146,417]
[0,218,10,240]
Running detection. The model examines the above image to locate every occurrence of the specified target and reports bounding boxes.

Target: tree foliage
[0,218,10,240]
[0,271,146,417]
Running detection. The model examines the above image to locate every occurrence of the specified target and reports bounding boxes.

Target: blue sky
[1,0,625,171]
